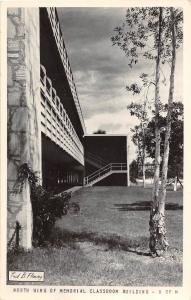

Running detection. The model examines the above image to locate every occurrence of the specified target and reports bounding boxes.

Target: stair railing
[84,163,127,185]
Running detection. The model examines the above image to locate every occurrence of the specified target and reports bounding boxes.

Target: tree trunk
[141,120,146,188]
[149,7,163,256]
[142,149,146,188]
[158,7,176,251]
[173,176,177,191]
[150,8,177,256]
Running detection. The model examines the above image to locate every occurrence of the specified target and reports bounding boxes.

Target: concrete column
[7,8,41,249]
[126,136,130,187]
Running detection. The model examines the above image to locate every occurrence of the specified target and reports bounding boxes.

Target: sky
[57,8,183,160]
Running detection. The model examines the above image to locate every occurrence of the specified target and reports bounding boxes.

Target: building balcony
[46,7,85,133]
[40,64,84,166]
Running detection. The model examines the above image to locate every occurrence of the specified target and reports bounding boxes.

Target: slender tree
[149,7,165,256]
[150,8,183,256]
[127,103,149,187]
[160,8,181,213]
[111,7,164,255]
[126,74,157,188]
[111,7,183,256]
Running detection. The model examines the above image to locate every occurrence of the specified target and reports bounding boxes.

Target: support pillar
[7,8,41,249]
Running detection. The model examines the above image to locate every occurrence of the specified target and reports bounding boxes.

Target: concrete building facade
[84,135,129,186]
[7,7,129,249]
[7,8,41,249]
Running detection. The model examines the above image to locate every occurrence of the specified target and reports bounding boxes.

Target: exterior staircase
[84,163,127,187]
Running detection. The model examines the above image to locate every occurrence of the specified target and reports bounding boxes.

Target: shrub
[13,164,79,246]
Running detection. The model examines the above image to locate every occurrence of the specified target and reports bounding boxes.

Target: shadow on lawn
[50,228,151,257]
[113,201,183,212]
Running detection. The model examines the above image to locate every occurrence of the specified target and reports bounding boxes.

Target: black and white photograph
[1,0,190,298]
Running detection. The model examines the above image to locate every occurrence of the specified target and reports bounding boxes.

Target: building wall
[39,8,85,190]
[84,135,129,186]
[7,8,41,248]
[84,135,127,164]
[40,8,84,141]
[95,173,127,186]
[6,8,130,250]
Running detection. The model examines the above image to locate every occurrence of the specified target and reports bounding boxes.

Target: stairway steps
[84,163,127,187]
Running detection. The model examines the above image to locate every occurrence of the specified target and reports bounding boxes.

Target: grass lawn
[7,186,183,286]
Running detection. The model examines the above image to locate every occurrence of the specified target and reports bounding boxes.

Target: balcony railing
[40,64,84,166]
[46,7,86,133]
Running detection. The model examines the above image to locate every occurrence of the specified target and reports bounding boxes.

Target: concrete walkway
[65,185,83,195]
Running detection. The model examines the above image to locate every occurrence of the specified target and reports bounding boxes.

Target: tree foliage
[129,160,139,183]
[112,7,182,64]
[14,164,80,246]
[111,7,183,256]
[144,102,183,178]
[93,129,106,134]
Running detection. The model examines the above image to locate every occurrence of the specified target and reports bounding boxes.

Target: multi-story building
[40,8,85,192]
[7,7,129,249]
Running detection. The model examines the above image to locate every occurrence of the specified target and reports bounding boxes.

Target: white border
[1,1,191,299]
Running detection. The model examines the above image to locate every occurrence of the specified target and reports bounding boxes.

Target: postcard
[0,0,191,299]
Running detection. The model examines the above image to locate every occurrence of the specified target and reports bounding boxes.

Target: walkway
[65,185,83,195]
